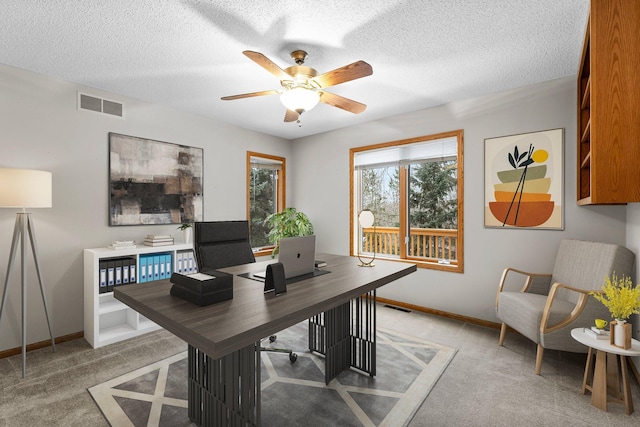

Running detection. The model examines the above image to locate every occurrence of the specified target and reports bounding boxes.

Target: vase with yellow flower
[591,273,640,349]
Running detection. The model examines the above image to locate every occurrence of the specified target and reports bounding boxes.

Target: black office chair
[193,220,297,362]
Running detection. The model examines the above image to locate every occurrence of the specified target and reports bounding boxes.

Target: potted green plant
[178,222,193,244]
[265,207,313,257]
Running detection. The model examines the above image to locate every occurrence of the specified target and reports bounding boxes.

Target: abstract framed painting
[484,128,564,230]
[109,133,203,226]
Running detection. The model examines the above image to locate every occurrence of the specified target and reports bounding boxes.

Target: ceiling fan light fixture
[280,87,320,114]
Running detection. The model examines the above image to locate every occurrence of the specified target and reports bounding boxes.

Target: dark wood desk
[115,253,416,426]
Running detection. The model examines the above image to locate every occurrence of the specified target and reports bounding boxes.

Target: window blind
[250,157,282,170]
[354,137,457,169]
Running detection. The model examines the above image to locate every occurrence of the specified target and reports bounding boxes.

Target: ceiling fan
[221,50,373,123]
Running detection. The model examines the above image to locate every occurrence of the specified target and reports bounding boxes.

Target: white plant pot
[614,319,626,347]
[183,228,192,244]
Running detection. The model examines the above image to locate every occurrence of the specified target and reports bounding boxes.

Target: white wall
[0,64,291,352]
[291,76,628,323]
[625,204,640,348]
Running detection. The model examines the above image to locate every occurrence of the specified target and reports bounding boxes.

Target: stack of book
[585,326,610,340]
[107,240,136,250]
[144,235,174,247]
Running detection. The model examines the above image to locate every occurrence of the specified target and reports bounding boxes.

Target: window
[247,152,286,255]
[350,130,464,272]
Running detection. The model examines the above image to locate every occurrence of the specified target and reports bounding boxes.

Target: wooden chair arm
[495,267,552,308]
[540,282,595,334]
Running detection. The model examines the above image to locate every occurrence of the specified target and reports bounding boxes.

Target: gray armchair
[496,239,635,375]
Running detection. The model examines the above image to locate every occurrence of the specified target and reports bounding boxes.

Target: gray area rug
[89,322,456,426]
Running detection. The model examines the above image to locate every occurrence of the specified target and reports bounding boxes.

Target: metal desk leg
[324,300,352,384]
[349,290,376,377]
[188,343,260,426]
[309,290,377,384]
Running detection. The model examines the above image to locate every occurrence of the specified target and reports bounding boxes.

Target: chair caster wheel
[289,353,298,363]
[269,335,277,343]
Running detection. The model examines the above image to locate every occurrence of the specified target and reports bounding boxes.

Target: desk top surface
[115,253,416,359]
[571,328,640,356]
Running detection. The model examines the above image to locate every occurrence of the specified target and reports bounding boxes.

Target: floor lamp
[0,168,55,378]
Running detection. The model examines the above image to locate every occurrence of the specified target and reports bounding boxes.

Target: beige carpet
[89,323,456,427]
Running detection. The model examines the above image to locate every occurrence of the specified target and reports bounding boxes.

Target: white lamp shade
[280,88,320,113]
[0,168,52,208]
[358,210,375,228]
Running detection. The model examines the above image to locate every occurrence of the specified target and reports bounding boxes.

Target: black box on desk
[169,270,233,306]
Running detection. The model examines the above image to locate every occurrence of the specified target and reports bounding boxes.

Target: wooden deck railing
[361,226,458,263]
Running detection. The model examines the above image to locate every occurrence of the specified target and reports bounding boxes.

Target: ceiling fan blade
[243,50,292,81]
[319,91,367,114]
[284,109,299,122]
[221,89,279,101]
[312,60,373,88]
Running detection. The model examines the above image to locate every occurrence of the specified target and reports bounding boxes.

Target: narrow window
[247,152,286,255]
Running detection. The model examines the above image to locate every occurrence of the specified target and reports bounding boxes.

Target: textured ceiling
[0,0,589,140]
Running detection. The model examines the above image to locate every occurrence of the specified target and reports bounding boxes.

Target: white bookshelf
[84,243,195,348]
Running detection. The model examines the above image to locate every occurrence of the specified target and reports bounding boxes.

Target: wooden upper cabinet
[577,0,640,205]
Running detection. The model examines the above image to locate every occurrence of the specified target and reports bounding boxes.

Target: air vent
[78,92,125,118]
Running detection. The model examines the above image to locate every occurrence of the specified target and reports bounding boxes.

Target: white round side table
[571,327,640,415]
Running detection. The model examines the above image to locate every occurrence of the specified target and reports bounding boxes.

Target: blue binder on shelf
[153,255,160,281]
[147,258,154,282]
[140,256,147,283]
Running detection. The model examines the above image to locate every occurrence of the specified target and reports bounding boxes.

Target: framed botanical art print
[484,128,564,230]
[109,133,204,226]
